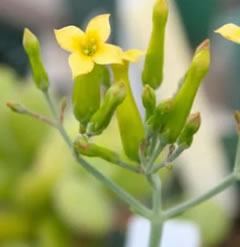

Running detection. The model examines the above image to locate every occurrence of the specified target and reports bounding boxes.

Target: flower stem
[164,136,240,219]
[118,160,141,173]
[234,136,240,173]
[164,173,236,219]
[151,146,185,173]
[148,174,164,247]
[147,141,166,173]
[149,222,163,247]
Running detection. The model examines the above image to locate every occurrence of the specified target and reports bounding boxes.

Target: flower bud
[73,135,120,164]
[161,40,210,143]
[142,0,168,89]
[72,65,102,126]
[142,85,156,119]
[6,102,26,113]
[23,28,49,91]
[177,112,201,148]
[112,62,145,162]
[87,82,126,136]
[148,98,173,132]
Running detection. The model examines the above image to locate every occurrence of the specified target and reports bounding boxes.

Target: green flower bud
[23,28,49,91]
[73,136,120,164]
[142,85,156,119]
[6,102,26,113]
[142,0,168,89]
[178,112,201,148]
[112,62,145,162]
[72,65,102,126]
[87,82,126,136]
[162,40,210,143]
[148,98,173,132]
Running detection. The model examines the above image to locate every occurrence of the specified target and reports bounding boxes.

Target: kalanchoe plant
[6,1,240,247]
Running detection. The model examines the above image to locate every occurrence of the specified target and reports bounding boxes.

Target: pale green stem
[164,136,240,219]
[43,91,152,219]
[148,174,164,247]
[234,136,240,173]
[118,160,141,173]
[164,173,236,219]
[148,134,158,157]
[151,146,185,173]
[147,141,166,173]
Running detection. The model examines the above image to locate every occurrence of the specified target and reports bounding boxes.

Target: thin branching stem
[43,90,152,219]
[148,174,164,247]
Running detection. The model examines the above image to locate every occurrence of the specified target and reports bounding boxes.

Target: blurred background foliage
[0,0,240,246]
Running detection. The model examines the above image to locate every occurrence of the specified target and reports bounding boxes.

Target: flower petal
[215,23,240,44]
[69,53,94,78]
[123,49,145,63]
[93,44,122,65]
[54,26,84,52]
[86,14,111,42]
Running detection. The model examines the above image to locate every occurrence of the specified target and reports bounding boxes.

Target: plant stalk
[164,136,240,219]
[234,135,240,173]
[148,174,164,247]
[164,173,236,219]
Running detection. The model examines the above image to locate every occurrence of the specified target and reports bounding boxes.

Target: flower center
[82,39,97,56]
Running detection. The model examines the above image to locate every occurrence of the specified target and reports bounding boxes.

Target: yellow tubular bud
[162,40,210,143]
[87,82,126,136]
[112,62,145,162]
[142,0,168,89]
[73,135,120,164]
[142,85,156,120]
[72,65,102,126]
[23,28,49,91]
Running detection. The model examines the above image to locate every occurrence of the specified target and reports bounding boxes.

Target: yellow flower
[54,14,123,78]
[215,23,240,44]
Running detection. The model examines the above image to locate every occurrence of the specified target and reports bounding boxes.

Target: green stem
[43,91,152,219]
[75,153,151,217]
[234,136,240,173]
[164,136,240,219]
[149,222,163,247]
[147,141,166,173]
[151,146,185,173]
[164,173,236,219]
[118,160,141,173]
[148,174,164,247]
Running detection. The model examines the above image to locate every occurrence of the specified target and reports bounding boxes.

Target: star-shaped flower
[54,14,123,78]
